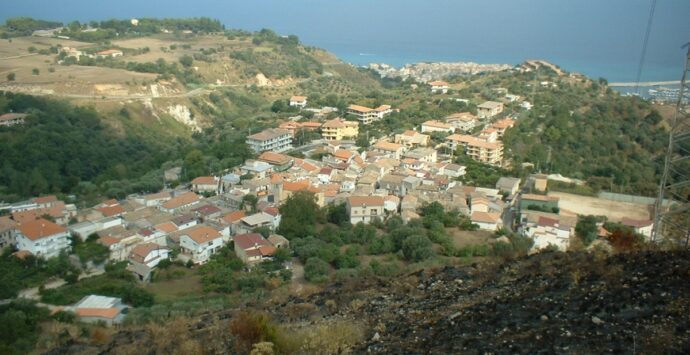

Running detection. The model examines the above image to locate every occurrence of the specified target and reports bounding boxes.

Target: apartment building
[246,128,293,153]
[347,104,392,125]
[16,218,71,259]
[446,134,503,166]
[347,195,385,224]
[321,117,359,140]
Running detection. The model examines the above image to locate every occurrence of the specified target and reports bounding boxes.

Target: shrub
[402,234,435,262]
[304,257,329,283]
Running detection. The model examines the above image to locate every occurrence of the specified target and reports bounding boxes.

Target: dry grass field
[548,191,652,221]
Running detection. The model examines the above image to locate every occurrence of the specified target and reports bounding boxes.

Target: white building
[477,101,504,119]
[67,295,128,326]
[421,120,454,134]
[347,195,385,224]
[179,225,224,265]
[129,243,170,282]
[347,104,392,125]
[471,211,503,231]
[289,95,307,108]
[429,80,450,94]
[246,128,293,153]
[0,113,27,127]
[524,216,571,251]
[16,218,71,259]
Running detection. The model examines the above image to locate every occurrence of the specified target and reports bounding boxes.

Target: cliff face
[46,250,690,354]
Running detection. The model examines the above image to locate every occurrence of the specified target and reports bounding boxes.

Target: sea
[2,0,689,83]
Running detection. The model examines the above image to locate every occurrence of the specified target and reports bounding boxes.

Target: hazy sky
[2,0,689,80]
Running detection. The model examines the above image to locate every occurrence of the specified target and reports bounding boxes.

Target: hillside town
[0,86,658,326]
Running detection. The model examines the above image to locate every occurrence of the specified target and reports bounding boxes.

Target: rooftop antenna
[651,42,690,246]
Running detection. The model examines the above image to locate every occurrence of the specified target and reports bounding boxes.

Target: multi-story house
[321,118,359,140]
[16,218,71,259]
[446,112,479,132]
[421,120,454,134]
[446,134,503,166]
[477,101,504,119]
[289,95,308,108]
[394,130,430,148]
[347,195,385,224]
[246,128,293,153]
[179,225,224,265]
[347,104,392,125]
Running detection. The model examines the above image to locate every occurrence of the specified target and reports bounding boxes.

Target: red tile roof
[234,233,272,250]
[18,218,67,241]
[183,225,222,244]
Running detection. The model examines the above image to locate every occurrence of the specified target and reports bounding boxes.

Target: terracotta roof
[429,80,449,86]
[374,105,392,112]
[446,134,502,150]
[422,120,453,129]
[348,104,373,113]
[96,49,122,56]
[290,95,307,102]
[334,150,355,160]
[446,112,477,122]
[538,216,559,228]
[183,225,222,244]
[263,207,280,217]
[348,195,385,206]
[98,205,125,217]
[373,141,403,152]
[322,117,356,129]
[154,222,178,234]
[234,233,272,250]
[130,243,167,264]
[191,176,217,185]
[18,218,67,241]
[0,113,28,121]
[33,195,58,204]
[98,236,120,247]
[75,308,120,319]
[193,204,221,216]
[471,211,501,224]
[247,128,290,141]
[301,121,323,129]
[161,192,200,210]
[223,210,246,224]
[258,151,293,165]
[283,180,311,192]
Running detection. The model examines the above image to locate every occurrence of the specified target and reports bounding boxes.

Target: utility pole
[651,43,690,245]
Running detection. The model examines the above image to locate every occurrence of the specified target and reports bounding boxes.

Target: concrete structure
[246,128,292,153]
[371,141,406,160]
[95,49,124,58]
[394,130,430,148]
[421,120,454,134]
[446,134,503,166]
[240,160,274,179]
[233,232,276,265]
[15,218,71,259]
[429,80,450,94]
[471,211,503,231]
[128,243,170,282]
[496,177,521,196]
[0,216,17,251]
[446,112,478,132]
[179,225,224,264]
[159,192,201,214]
[68,295,128,326]
[347,104,392,125]
[404,147,438,163]
[321,118,359,141]
[524,216,571,251]
[477,101,504,119]
[347,195,385,224]
[621,218,654,241]
[191,176,219,194]
[289,95,307,108]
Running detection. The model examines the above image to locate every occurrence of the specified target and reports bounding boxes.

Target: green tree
[277,191,320,239]
[31,68,39,75]
[6,73,15,81]
[304,257,329,283]
[402,234,435,262]
[575,215,599,246]
[179,54,194,68]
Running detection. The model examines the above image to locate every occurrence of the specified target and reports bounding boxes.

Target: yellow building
[321,118,359,141]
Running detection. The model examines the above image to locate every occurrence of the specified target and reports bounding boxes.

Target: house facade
[421,120,454,134]
[347,104,392,125]
[477,101,504,119]
[246,128,293,153]
[289,95,307,108]
[347,196,385,224]
[321,118,359,140]
[179,225,224,265]
[233,232,276,265]
[16,219,71,259]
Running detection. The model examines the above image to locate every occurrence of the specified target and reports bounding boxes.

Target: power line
[634,0,657,95]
